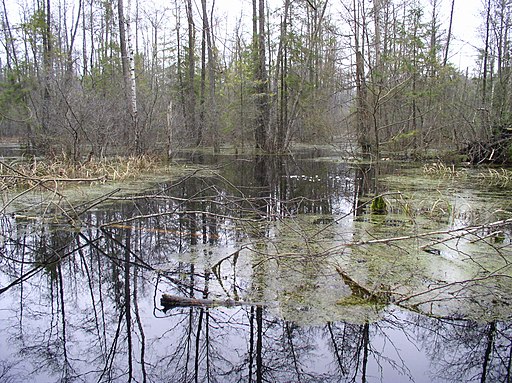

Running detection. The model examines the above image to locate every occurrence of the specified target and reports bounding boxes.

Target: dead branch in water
[346,218,512,247]
[335,266,391,304]
[160,293,261,312]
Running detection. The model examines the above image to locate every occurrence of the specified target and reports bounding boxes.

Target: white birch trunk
[166,100,173,160]
[125,0,139,153]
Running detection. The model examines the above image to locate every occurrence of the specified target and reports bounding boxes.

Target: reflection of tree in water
[1,156,512,382]
[2,215,512,382]
[415,316,512,382]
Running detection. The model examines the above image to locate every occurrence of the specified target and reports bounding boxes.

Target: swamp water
[1,149,512,382]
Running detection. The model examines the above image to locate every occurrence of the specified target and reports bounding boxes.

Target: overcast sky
[444,0,482,70]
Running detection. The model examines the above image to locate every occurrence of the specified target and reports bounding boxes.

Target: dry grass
[423,162,512,188]
[423,162,463,178]
[476,168,512,188]
[0,155,163,191]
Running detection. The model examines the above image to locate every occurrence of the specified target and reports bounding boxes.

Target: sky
[443,0,482,70]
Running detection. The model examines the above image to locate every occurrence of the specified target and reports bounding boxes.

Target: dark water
[0,142,33,159]
[1,150,511,382]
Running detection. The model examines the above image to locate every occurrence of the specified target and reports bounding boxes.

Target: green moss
[336,294,386,309]
[371,195,387,214]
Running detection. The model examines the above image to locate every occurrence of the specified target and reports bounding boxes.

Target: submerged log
[161,293,249,312]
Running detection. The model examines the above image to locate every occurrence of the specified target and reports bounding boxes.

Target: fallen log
[335,266,391,304]
[161,293,250,312]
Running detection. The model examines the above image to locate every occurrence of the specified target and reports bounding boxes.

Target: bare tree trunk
[361,323,369,383]
[285,0,328,149]
[118,0,130,142]
[64,0,81,81]
[186,0,198,145]
[1,0,19,71]
[118,0,139,153]
[204,0,219,152]
[411,9,419,149]
[353,0,372,159]
[200,1,207,147]
[480,322,496,383]
[118,0,129,84]
[256,305,263,383]
[428,0,438,77]
[272,0,291,152]
[42,0,53,136]
[89,0,95,71]
[235,24,246,150]
[126,0,139,153]
[255,0,269,150]
[175,1,188,131]
[443,0,455,66]
[373,0,382,73]
[372,0,383,161]
[198,0,218,151]
[167,100,173,160]
[82,0,88,76]
[482,0,491,106]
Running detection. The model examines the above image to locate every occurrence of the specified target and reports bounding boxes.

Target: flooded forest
[1,0,512,382]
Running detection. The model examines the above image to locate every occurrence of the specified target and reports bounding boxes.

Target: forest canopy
[0,0,510,161]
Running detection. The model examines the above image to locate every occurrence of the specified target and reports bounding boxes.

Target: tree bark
[126,0,139,153]
[124,227,133,381]
[443,0,455,66]
[118,0,129,84]
[160,293,250,310]
[42,0,53,135]
[199,0,218,151]
[165,99,172,160]
[186,0,198,145]
[272,0,291,152]
[353,0,371,158]
[254,0,269,150]
[118,0,139,153]
[205,0,219,152]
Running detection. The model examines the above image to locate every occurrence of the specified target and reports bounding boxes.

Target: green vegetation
[370,195,387,214]
[0,1,509,163]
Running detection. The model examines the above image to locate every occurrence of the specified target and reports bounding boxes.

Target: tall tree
[254,0,269,150]
[352,0,372,159]
[185,0,198,145]
[42,0,53,135]
[443,0,455,66]
[271,0,291,152]
[118,0,139,153]
[199,0,219,151]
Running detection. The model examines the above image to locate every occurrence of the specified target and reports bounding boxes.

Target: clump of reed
[0,154,163,191]
[73,155,162,181]
[423,162,463,178]
[476,168,512,188]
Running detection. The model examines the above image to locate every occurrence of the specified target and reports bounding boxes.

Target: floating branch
[347,218,512,247]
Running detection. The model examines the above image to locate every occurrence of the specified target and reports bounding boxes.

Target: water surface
[1,149,511,382]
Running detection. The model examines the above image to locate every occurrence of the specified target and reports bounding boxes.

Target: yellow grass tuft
[0,155,163,191]
[423,162,462,178]
[477,168,512,188]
